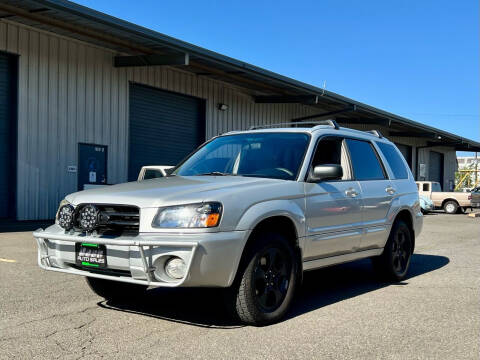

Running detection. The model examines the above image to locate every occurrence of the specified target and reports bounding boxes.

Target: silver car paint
[34,125,423,287]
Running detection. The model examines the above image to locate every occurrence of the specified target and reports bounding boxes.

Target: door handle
[345,188,359,198]
[386,186,396,195]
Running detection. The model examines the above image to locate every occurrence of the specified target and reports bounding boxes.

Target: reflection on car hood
[66,176,282,208]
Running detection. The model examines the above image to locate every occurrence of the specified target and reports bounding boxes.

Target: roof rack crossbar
[250,119,340,130]
[366,130,383,138]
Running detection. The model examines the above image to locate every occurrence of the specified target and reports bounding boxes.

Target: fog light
[58,204,75,230]
[78,205,100,231]
[165,257,186,279]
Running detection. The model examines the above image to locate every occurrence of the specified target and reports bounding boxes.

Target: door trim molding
[303,248,383,271]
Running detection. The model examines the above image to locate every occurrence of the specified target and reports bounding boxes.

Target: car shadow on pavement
[287,253,449,320]
[98,253,449,328]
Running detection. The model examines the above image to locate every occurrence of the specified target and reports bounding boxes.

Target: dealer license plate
[75,243,107,268]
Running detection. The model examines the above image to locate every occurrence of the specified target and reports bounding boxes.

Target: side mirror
[308,164,343,182]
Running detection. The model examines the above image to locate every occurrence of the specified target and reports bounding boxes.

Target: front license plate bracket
[75,243,107,268]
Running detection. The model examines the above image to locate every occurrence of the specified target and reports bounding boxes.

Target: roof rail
[250,119,340,130]
[366,130,383,138]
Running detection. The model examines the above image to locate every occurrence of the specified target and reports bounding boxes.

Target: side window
[432,182,442,192]
[143,169,164,180]
[376,142,409,179]
[345,139,385,181]
[423,183,429,191]
[310,137,352,180]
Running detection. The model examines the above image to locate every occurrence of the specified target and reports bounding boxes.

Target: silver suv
[34,120,423,325]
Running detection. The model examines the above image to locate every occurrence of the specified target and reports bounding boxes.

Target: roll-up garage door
[429,151,444,188]
[0,53,17,218]
[128,84,206,181]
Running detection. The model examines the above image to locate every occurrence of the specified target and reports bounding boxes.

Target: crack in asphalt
[2,304,98,331]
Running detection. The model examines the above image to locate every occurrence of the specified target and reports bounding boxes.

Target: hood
[66,176,282,208]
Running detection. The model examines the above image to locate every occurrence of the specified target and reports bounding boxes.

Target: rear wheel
[231,232,298,326]
[86,277,148,301]
[372,220,412,281]
[443,200,458,214]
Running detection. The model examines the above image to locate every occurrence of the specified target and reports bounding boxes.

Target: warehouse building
[0,0,479,220]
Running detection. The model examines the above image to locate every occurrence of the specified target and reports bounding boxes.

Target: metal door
[429,151,444,187]
[78,144,108,191]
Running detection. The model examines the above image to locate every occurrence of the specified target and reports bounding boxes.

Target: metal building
[0,0,479,220]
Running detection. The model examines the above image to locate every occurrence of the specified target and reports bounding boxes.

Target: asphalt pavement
[1,212,479,359]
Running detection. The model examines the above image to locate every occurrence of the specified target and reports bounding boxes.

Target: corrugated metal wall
[0,21,319,219]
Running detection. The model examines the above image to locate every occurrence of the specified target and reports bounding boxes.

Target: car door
[345,138,394,250]
[304,137,363,260]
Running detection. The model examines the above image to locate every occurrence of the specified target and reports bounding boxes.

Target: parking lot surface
[1,212,479,359]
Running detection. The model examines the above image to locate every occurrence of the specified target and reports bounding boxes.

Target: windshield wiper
[198,171,232,176]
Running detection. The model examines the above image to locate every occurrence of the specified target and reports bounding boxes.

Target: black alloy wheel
[231,232,298,326]
[391,225,411,276]
[371,220,412,281]
[253,247,291,312]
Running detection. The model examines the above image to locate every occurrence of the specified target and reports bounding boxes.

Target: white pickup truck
[137,166,174,181]
[416,181,473,214]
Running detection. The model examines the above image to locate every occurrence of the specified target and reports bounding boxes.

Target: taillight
[468,195,472,200]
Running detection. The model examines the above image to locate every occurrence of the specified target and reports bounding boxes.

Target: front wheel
[86,277,148,301]
[231,232,298,326]
[372,220,412,281]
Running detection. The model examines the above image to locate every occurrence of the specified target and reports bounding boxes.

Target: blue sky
[75,0,479,154]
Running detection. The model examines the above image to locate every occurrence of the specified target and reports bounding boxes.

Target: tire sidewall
[235,232,298,325]
[384,221,412,281]
[444,201,458,214]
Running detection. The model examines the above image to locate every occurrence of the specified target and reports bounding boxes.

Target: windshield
[173,133,310,180]
[432,182,442,192]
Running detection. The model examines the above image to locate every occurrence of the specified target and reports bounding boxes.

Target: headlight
[152,202,222,228]
[56,199,75,230]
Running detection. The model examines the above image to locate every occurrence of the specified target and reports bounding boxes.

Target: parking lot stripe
[0,258,17,263]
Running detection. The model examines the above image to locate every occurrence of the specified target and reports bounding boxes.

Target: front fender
[234,199,306,239]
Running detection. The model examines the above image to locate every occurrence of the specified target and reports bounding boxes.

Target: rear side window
[376,142,409,179]
[345,139,385,180]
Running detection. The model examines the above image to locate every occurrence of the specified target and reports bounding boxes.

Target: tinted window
[143,169,164,180]
[423,183,429,191]
[346,139,385,180]
[377,142,409,179]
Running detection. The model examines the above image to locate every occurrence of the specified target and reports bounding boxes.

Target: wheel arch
[393,209,415,254]
[441,198,459,208]
[234,215,303,285]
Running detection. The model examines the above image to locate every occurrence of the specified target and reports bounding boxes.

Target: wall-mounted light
[218,103,229,111]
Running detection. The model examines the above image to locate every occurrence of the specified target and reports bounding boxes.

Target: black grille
[75,204,140,233]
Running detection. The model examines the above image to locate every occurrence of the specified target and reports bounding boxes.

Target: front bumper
[34,225,249,288]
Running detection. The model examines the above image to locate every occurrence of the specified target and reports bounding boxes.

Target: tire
[457,206,465,214]
[372,220,412,282]
[443,200,458,214]
[86,277,148,301]
[230,232,298,326]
